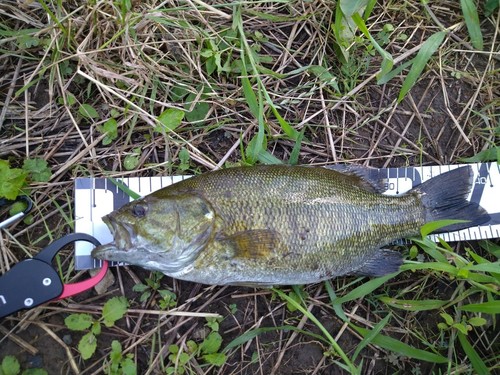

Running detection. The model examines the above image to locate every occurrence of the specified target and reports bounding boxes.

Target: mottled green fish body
[92,165,488,286]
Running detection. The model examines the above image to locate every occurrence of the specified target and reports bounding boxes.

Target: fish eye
[132,204,147,217]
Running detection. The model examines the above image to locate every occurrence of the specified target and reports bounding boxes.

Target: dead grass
[0,0,499,374]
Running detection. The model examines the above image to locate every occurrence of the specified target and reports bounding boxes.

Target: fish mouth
[91,214,138,261]
[104,215,136,250]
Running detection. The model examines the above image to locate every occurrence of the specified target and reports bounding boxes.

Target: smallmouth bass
[92,165,489,286]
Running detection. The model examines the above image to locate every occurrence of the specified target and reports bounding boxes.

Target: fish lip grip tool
[0,233,108,319]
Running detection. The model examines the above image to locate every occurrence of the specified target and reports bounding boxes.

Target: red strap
[56,261,109,300]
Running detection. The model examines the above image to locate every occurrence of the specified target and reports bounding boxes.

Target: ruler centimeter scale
[74,162,500,270]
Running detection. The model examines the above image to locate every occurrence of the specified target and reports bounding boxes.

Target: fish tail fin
[412,166,489,233]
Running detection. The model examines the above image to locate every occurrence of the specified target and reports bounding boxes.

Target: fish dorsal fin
[323,164,385,193]
[225,229,281,260]
[354,249,402,277]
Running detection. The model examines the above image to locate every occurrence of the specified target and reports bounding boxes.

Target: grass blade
[398,31,446,102]
[334,273,399,305]
[273,288,359,374]
[350,324,448,363]
[460,147,500,163]
[379,297,448,311]
[400,262,457,274]
[352,314,391,361]
[420,219,470,237]
[461,301,500,314]
[460,0,484,50]
[457,332,490,374]
[288,129,304,165]
[223,325,329,353]
[107,177,141,200]
[351,13,393,78]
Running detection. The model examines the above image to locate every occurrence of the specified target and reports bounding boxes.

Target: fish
[91,165,489,286]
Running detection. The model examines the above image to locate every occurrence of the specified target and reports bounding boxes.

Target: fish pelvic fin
[354,249,403,277]
[412,166,490,233]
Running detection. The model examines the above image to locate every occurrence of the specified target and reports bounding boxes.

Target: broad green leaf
[157,108,184,132]
[398,31,446,102]
[257,150,283,165]
[457,332,490,374]
[102,296,129,327]
[0,160,28,200]
[121,357,136,375]
[350,324,448,363]
[64,313,93,331]
[441,312,454,326]
[460,147,500,163]
[460,0,483,50]
[123,155,140,171]
[461,301,500,314]
[91,321,101,335]
[340,0,368,17]
[485,0,499,16]
[420,219,470,237]
[78,332,97,360]
[79,103,99,119]
[99,118,118,145]
[23,158,51,182]
[185,101,210,123]
[468,317,487,326]
[199,332,222,355]
[1,356,20,375]
[8,201,27,217]
[380,297,447,311]
[110,340,122,360]
[202,353,227,367]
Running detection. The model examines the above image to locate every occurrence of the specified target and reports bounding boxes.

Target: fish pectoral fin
[225,229,281,260]
[323,164,386,193]
[354,249,402,277]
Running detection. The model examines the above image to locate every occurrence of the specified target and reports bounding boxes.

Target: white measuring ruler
[74,163,500,270]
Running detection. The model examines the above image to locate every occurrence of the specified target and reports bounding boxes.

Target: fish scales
[92,165,489,286]
[160,166,424,284]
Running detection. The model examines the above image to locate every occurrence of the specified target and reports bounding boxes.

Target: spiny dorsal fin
[323,164,385,193]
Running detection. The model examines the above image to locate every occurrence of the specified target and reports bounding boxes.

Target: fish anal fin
[355,249,402,277]
[324,164,385,193]
[226,229,281,260]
